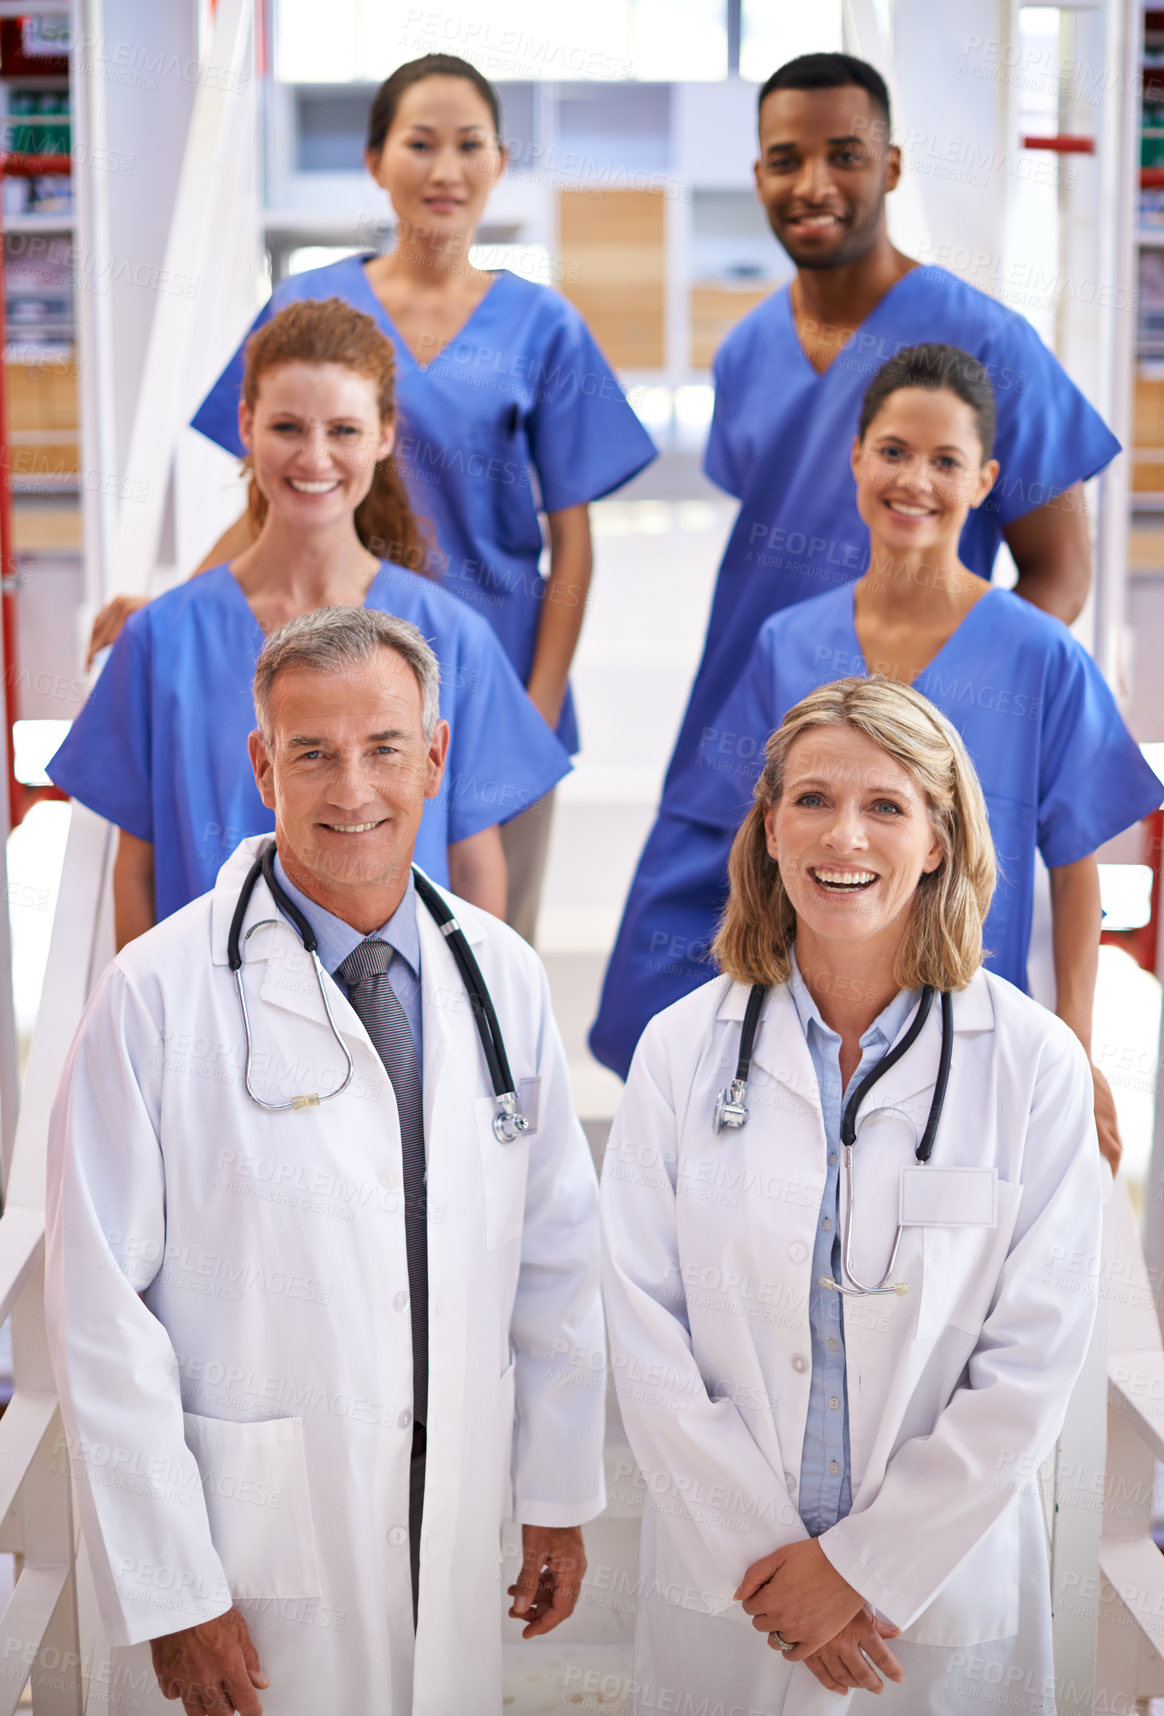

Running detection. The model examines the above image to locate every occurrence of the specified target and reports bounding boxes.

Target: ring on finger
[770,1630,795,1653]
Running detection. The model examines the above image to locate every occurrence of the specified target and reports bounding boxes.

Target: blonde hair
[713,676,996,992]
[241,297,435,575]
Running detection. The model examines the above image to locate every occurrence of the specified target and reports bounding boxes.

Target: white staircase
[500,489,729,1705]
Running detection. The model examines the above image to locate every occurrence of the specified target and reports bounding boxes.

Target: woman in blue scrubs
[160,52,655,937]
[49,297,571,946]
[591,345,1162,1170]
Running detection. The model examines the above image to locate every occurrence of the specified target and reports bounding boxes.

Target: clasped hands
[735,1538,905,1697]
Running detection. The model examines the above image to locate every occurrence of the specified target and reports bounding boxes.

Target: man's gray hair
[253,607,442,740]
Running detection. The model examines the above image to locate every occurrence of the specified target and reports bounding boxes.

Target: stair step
[581,1118,612,1174]
[541,797,657,919]
[541,948,607,1062]
[568,1061,624,1125]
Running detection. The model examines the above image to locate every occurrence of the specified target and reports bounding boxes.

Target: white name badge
[899,1166,998,1227]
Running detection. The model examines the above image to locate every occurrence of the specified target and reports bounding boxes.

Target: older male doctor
[46,607,606,1716]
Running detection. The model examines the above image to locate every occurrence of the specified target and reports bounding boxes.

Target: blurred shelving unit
[1135,7,1164,503]
[260,73,790,446]
[0,15,77,495]
[0,10,83,838]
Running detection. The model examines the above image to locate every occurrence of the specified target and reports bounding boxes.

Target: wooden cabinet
[4,353,78,485]
[689,281,772,369]
[557,188,666,369]
[1133,369,1164,495]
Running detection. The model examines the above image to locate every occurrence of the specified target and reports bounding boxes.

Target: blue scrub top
[190,259,658,753]
[589,584,1163,1080]
[48,561,572,923]
[664,264,1121,784]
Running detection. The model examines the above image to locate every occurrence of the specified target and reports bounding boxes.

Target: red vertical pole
[1099,808,1164,974]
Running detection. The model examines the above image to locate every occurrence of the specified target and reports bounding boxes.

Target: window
[739,0,842,85]
[276,0,727,83]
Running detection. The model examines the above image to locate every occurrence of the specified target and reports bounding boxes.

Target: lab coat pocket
[915,1178,1023,1341]
[182,1413,321,1601]
[476,1093,532,1251]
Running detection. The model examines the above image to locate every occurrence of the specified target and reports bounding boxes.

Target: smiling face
[238,362,394,534]
[851,387,999,563]
[365,74,504,246]
[754,83,899,270]
[764,725,944,971]
[248,650,449,929]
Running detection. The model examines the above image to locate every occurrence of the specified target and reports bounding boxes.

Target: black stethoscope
[227,841,530,1143]
[714,981,954,1296]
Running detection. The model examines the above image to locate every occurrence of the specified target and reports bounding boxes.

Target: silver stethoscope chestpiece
[713,1079,749,1133]
[230,845,532,1140]
[492,1090,531,1144]
[714,985,766,1134]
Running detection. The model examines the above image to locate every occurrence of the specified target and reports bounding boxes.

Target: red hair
[241,296,434,575]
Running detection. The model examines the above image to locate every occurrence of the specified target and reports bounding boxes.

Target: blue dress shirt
[788,951,917,1538]
[272,855,424,1083]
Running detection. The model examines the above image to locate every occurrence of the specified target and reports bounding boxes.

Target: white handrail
[1095,1178,1164,1701]
[0,0,258,1703]
[71,0,119,615]
[107,0,252,599]
[0,806,112,1714]
[1091,0,1140,690]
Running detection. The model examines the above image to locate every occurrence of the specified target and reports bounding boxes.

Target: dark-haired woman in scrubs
[130,52,655,939]
[590,346,1162,1174]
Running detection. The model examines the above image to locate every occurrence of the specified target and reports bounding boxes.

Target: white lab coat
[600,968,1102,1715]
[46,836,606,1715]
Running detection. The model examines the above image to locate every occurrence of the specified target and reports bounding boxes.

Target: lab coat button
[394,1290,409,1311]
[388,1525,407,1547]
[788,1242,808,1263]
[783,1472,796,1489]
[398,1409,412,1429]
[791,1354,808,1373]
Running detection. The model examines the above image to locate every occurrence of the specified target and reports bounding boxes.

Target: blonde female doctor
[600,676,1102,1714]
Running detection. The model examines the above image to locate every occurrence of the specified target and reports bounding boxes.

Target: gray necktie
[338,938,428,1427]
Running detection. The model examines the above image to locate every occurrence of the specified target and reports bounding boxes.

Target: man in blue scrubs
[664,52,1119,786]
